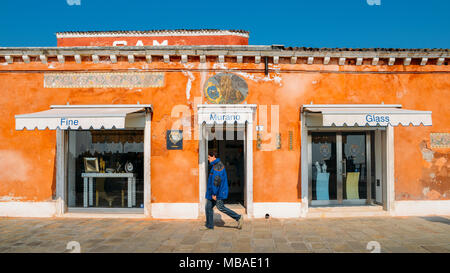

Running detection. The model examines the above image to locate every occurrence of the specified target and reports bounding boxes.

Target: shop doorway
[197,104,256,218]
[207,125,245,206]
[308,131,382,207]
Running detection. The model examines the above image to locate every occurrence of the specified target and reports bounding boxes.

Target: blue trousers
[205,199,241,229]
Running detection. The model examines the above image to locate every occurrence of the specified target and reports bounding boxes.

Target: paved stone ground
[0,216,449,253]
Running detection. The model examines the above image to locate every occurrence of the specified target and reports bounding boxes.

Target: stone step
[309,205,384,212]
[306,205,389,218]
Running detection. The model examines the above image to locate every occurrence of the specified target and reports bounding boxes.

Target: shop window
[67,130,144,209]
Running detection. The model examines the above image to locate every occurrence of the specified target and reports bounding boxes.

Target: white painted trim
[393,200,450,216]
[420,57,428,66]
[0,201,58,217]
[151,203,199,219]
[5,55,12,64]
[55,129,67,216]
[198,124,207,217]
[307,205,388,218]
[388,57,395,66]
[253,202,302,218]
[386,126,395,213]
[375,130,383,203]
[356,57,363,65]
[62,213,145,219]
[372,57,379,65]
[22,55,30,63]
[291,56,297,64]
[246,120,254,218]
[300,112,309,217]
[144,111,151,217]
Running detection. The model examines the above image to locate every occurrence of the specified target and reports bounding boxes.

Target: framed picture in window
[84,157,99,173]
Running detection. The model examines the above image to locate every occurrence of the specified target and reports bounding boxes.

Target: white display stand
[81,173,136,208]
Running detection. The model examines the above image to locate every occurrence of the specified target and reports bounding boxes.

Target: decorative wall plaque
[203,73,248,104]
[44,72,164,88]
[430,133,450,148]
[166,130,183,150]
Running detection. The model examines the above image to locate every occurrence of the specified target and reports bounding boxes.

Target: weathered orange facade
[0,30,448,218]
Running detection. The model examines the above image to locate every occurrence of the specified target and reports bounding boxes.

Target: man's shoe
[199,226,213,231]
[237,215,244,229]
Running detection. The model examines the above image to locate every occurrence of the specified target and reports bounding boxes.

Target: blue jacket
[205,158,228,200]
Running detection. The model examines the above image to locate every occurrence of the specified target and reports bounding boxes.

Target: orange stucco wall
[0,60,449,203]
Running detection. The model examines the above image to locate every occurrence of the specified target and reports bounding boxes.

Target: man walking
[200,151,244,230]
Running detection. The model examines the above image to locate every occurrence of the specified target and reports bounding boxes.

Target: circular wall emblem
[203,73,248,104]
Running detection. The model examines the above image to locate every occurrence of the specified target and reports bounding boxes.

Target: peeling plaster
[420,141,435,162]
[199,62,208,100]
[212,62,228,70]
[235,72,283,86]
[0,194,24,202]
[417,140,449,200]
[182,71,195,100]
[182,64,197,100]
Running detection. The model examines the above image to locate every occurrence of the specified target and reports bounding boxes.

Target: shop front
[15,104,152,216]
[0,29,449,219]
[300,104,433,216]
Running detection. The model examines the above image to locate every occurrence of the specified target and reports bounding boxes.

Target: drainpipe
[264,56,268,76]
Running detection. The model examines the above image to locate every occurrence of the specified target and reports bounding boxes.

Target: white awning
[15,104,152,130]
[302,104,432,127]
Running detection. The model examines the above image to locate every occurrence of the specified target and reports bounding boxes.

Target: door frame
[308,131,373,206]
[197,104,256,218]
[198,122,253,217]
[204,124,246,206]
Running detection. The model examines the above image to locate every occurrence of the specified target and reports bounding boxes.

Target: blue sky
[0,0,449,48]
